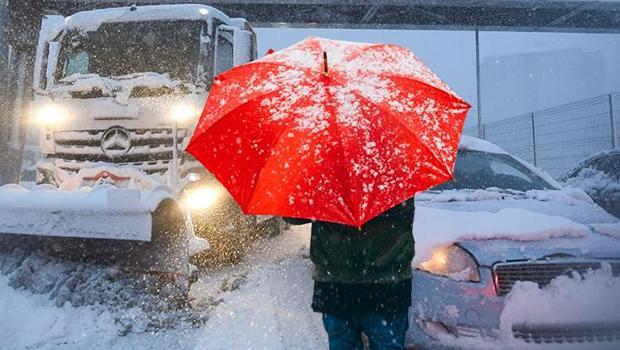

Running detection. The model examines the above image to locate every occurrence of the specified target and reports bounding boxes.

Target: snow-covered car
[561,150,620,219]
[407,136,620,350]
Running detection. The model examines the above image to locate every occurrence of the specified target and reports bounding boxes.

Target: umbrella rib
[348,89,455,181]
[189,86,310,212]
[376,73,470,108]
[332,44,468,105]
[329,43,385,72]
[323,92,360,226]
[322,72,453,179]
[244,85,327,212]
[208,62,317,126]
[324,72,461,181]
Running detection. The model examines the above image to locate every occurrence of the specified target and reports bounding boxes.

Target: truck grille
[493,260,620,296]
[513,323,620,344]
[52,128,195,174]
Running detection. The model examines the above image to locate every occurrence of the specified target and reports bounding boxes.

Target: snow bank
[0,274,119,349]
[0,225,324,349]
[412,207,590,265]
[0,249,204,350]
[500,263,620,327]
[191,255,324,349]
[432,265,620,350]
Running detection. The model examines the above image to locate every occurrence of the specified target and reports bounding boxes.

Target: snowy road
[0,225,328,350]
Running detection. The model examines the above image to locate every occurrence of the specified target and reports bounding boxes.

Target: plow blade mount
[0,184,199,276]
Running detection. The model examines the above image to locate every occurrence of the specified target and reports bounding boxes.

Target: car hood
[414,188,620,266]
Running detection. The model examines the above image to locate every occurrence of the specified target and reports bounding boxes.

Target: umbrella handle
[323,51,328,76]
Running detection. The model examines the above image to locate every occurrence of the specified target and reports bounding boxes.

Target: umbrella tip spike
[323,51,328,76]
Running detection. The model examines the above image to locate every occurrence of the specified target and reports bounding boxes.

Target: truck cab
[31,4,255,182]
[27,5,276,264]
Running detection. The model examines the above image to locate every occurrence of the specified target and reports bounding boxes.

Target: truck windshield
[57,20,202,82]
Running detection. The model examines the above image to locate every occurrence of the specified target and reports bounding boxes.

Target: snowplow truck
[0,4,282,277]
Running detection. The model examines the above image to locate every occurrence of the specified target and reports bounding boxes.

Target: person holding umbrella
[284,198,415,349]
[187,37,470,349]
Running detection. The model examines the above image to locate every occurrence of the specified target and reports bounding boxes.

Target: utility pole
[475,30,483,139]
[610,94,616,149]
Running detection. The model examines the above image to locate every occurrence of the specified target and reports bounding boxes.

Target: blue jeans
[322,310,409,350]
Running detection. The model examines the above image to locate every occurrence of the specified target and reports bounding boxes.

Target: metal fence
[463,92,619,178]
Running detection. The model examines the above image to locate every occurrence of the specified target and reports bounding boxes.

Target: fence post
[531,112,537,166]
[475,30,484,139]
[610,94,616,149]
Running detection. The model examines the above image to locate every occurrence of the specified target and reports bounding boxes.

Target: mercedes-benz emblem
[101,126,132,158]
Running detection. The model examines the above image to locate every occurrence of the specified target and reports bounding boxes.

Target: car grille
[513,323,620,344]
[493,260,620,296]
[52,128,194,174]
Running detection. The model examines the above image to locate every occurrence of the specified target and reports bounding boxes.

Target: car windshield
[573,153,620,180]
[57,20,202,81]
[433,150,551,191]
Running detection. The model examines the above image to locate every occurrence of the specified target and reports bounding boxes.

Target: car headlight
[30,104,68,126]
[183,186,224,211]
[418,245,480,282]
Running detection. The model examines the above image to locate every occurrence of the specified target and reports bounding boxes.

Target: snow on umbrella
[187,37,470,227]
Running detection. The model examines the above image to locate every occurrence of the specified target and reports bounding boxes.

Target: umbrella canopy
[187,37,470,227]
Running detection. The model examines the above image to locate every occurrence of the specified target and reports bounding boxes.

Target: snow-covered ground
[0,225,327,350]
[2,212,619,350]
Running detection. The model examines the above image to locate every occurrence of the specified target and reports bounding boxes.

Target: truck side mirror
[214,25,234,75]
[233,30,253,66]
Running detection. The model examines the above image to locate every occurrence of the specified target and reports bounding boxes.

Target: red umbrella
[187,37,470,227]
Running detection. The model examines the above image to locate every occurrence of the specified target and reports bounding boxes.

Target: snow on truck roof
[64,4,234,32]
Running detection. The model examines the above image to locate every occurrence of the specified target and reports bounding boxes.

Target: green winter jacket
[286,198,415,284]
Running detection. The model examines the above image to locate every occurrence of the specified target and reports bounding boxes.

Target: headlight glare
[184,186,222,211]
[31,104,67,126]
[419,245,480,282]
[170,104,198,122]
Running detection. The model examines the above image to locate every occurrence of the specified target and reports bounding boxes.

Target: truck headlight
[170,104,198,122]
[184,186,223,211]
[418,245,480,282]
[31,104,68,126]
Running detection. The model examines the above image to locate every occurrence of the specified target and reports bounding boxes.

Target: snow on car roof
[458,135,507,154]
[562,148,620,180]
[64,4,231,32]
[458,135,562,188]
